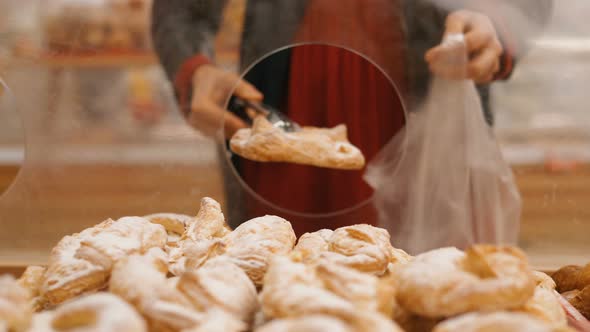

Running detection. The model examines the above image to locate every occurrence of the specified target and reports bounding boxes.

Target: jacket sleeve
[151,0,227,112]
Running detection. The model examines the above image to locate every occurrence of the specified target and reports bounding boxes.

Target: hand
[425,10,503,84]
[189,64,263,138]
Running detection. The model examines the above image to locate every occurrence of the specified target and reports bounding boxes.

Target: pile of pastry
[0,197,584,332]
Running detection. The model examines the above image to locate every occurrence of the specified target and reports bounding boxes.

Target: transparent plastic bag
[365,34,522,254]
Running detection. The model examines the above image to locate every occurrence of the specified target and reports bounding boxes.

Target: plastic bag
[364,34,521,255]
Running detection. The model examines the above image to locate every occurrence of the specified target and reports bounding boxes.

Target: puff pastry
[261,255,357,320]
[518,271,567,327]
[110,248,195,331]
[144,213,194,243]
[291,229,334,264]
[395,245,536,318]
[179,309,246,332]
[49,293,147,332]
[224,215,296,286]
[255,315,353,332]
[177,256,258,323]
[230,116,365,170]
[0,275,32,332]
[18,266,47,311]
[324,224,394,276]
[39,217,167,307]
[261,254,402,332]
[432,312,575,332]
[167,198,231,276]
[256,311,402,332]
[563,287,590,320]
[314,257,395,316]
[552,263,590,293]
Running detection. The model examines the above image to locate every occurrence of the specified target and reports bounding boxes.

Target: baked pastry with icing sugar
[255,315,353,332]
[167,198,231,276]
[144,213,195,244]
[46,293,147,332]
[110,248,195,331]
[177,256,258,324]
[17,266,47,311]
[323,224,394,276]
[230,116,365,170]
[260,255,401,332]
[313,257,396,316]
[256,310,402,332]
[518,271,567,327]
[40,216,167,306]
[111,248,255,331]
[0,275,32,332]
[223,215,296,286]
[261,255,357,320]
[292,229,333,264]
[433,312,576,332]
[395,245,536,318]
[179,309,246,332]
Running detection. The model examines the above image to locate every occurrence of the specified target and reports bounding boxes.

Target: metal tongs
[231,96,301,133]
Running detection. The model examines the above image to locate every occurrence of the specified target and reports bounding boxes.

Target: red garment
[240,0,407,236]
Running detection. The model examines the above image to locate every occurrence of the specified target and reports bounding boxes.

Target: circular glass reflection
[224,44,406,230]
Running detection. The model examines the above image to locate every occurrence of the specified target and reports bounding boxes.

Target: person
[151,0,552,235]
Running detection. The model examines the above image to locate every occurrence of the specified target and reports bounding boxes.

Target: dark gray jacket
[152,0,552,124]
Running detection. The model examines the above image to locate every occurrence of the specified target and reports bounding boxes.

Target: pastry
[0,275,31,332]
[167,198,231,276]
[324,224,394,276]
[432,312,575,332]
[563,286,590,320]
[39,227,110,307]
[144,213,194,243]
[110,248,196,331]
[395,245,536,318]
[552,264,590,293]
[256,311,402,332]
[230,116,365,170]
[18,266,47,311]
[519,271,567,326]
[261,255,356,320]
[255,315,353,332]
[40,216,167,306]
[223,216,296,285]
[50,293,147,332]
[177,256,259,323]
[260,254,403,332]
[179,309,246,332]
[291,229,333,264]
[314,256,395,316]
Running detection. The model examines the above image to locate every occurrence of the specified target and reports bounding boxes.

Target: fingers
[469,49,501,83]
[465,29,493,54]
[444,10,470,37]
[190,100,248,138]
[233,79,264,102]
[426,10,503,83]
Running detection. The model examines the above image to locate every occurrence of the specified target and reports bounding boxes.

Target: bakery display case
[0,0,589,331]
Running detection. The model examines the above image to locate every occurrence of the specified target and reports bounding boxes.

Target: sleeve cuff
[491,16,517,81]
[173,54,212,117]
